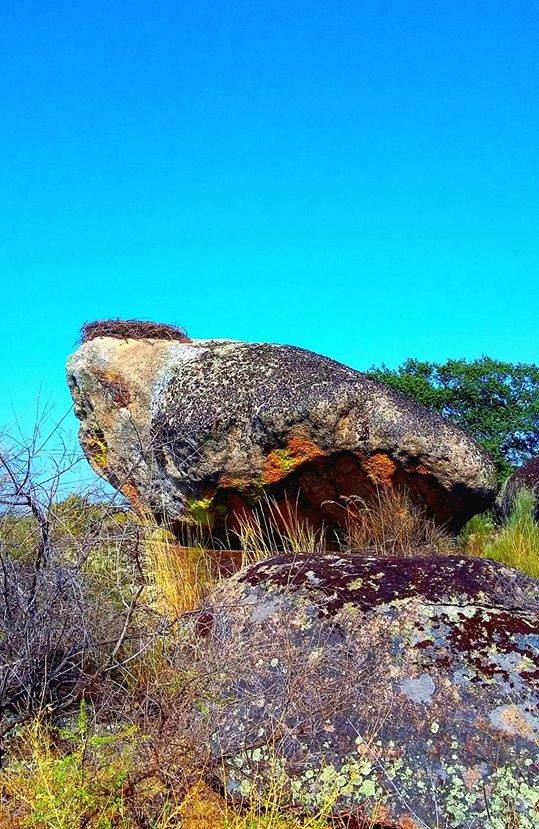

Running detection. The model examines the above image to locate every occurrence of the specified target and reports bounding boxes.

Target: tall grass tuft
[336,486,456,557]
[234,494,327,561]
[142,520,215,617]
[462,488,539,578]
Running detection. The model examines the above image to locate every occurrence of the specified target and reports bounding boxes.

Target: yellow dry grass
[336,486,456,556]
[234,494,326,559]
[142,521,214,617]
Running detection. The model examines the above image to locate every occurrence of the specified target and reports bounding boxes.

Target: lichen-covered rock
[496,457,539,523]
[67,330,496,534]
[190,553,539,828]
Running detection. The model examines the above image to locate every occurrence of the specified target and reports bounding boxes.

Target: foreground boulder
[67,321,496,534]
[190,553,539,828]
[497,456,539,523]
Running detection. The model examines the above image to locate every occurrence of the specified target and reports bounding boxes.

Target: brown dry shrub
[336,486,457,557]
[80,319,190,343]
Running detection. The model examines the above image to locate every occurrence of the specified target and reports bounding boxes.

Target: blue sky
[2,1,539,474]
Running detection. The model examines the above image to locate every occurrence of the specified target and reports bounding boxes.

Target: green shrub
[462,489,539,578]
[0,704,137,828]
[367,357,539,479]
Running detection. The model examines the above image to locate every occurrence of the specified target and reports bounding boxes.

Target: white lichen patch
[489,704,539,740]
[399,673,436,704]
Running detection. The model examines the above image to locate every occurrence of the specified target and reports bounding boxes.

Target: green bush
[1,704,137,828]
[367,357,539,479]
[462,489,539,578]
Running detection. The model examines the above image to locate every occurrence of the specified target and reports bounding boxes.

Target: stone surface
[496,456,539,523]
[190,553,539,828]
[67,333,497,534]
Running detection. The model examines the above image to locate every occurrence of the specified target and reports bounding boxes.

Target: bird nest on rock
[80,319,190,343]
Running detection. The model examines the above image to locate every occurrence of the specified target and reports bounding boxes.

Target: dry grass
[235,487,456,560]
[334,486,456,557]
[142,523,215,617]
[234,495,327,560]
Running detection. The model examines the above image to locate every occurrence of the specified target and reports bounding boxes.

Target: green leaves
[367,357,539,479]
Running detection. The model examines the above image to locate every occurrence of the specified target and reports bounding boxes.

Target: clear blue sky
[2,1,539,463]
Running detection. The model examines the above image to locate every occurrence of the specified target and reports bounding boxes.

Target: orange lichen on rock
[287,435,325,461]
[406,461,430,476]
[121,481,143,511]
[262,435,325,484]
[94,367,131,407]
[462,765,483,791]
[364,804,392,827]
[397,818,423,829]
[491,704,538,740]
[218,473,253,490]
[362,452,397,486]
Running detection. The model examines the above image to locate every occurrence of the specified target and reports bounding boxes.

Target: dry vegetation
[333,488,457,556]
[80,319,190,344]
[0,429,537,828]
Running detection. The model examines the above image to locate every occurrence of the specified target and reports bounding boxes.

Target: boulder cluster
[67,321,539,828]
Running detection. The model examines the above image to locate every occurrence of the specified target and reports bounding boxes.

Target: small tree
[0,418,155,761]
[367,357,539,479]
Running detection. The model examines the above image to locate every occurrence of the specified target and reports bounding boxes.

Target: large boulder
[496,457,539,523]
[67,322,497,535]
[190,553,539,828]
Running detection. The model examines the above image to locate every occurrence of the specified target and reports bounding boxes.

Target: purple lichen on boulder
[189,553,539,828]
